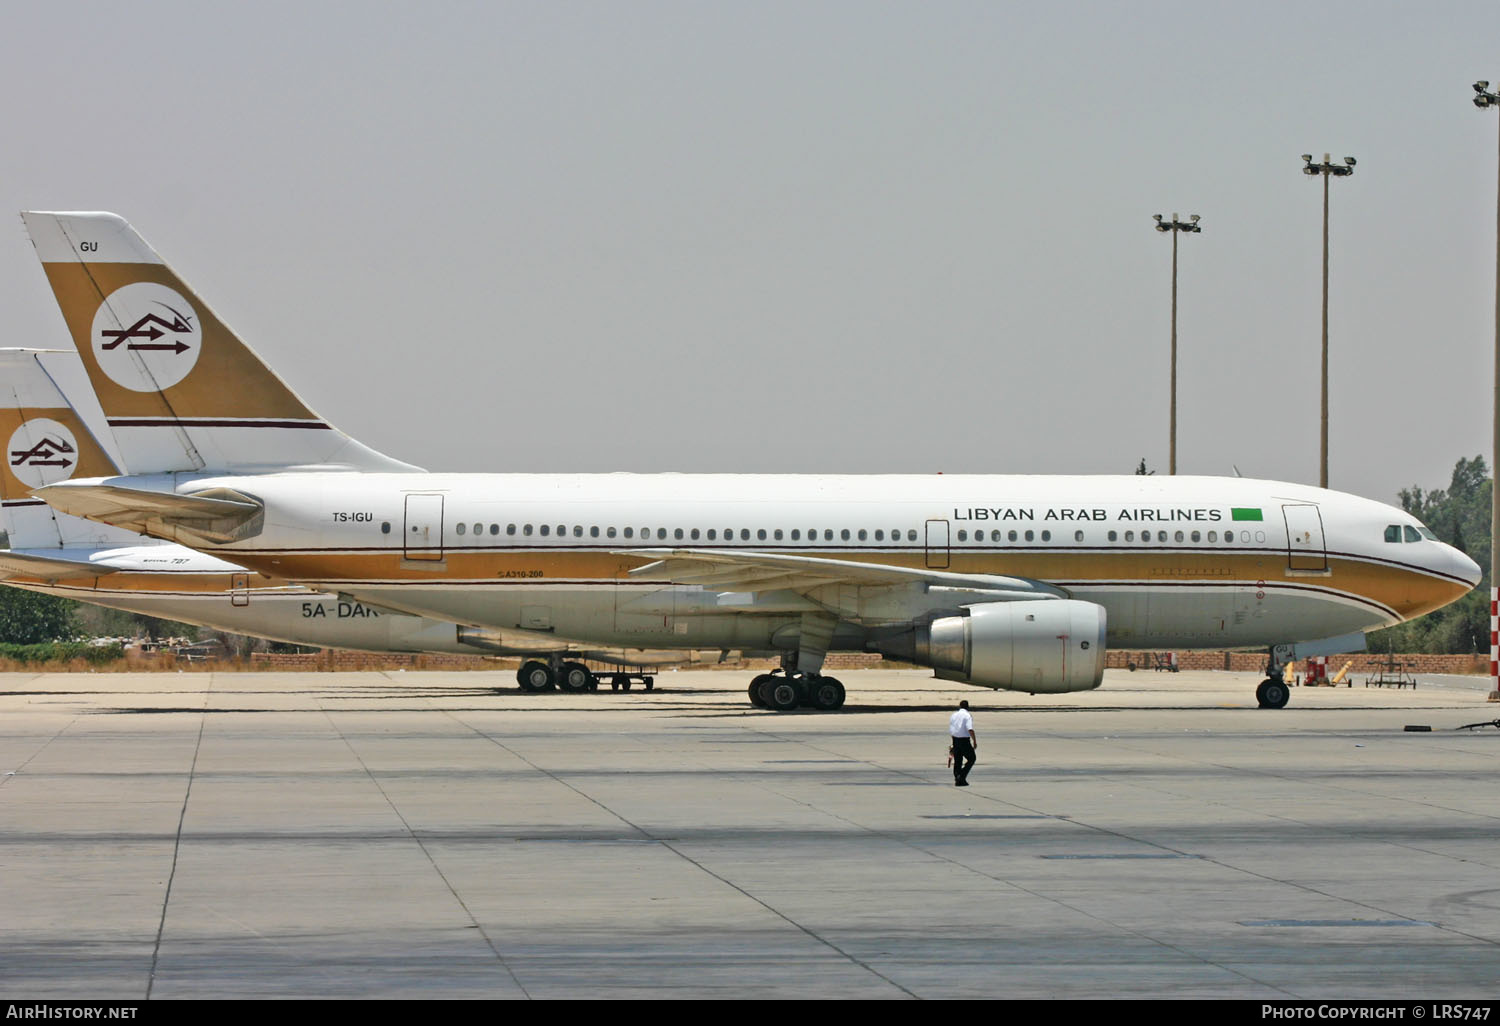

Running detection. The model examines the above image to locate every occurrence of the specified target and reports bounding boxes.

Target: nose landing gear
[1257,647,1290,708]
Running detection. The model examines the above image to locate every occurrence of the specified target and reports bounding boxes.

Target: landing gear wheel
[1256,679,1289,709]
[559,662,594,693]
[643,677,654,691]
[809,676,846,711]
[749,673,773,708]
[518,661,555,692]
[767,680,801,712]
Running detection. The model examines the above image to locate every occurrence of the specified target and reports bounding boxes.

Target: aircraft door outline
[404,493,445,562]
[926,519,950,569]
[1282,503,1327,572]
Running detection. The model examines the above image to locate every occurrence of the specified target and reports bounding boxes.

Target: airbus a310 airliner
[19,211,1481,710]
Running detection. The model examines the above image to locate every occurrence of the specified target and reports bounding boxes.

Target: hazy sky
[2,1,1498,503]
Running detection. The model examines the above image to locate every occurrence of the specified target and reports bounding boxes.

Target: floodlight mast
[1153,212,1202,476]
[1472,79,1500,704]
[1301,153,1355,489]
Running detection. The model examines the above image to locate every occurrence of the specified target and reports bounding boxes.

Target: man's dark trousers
[952,737,975,784]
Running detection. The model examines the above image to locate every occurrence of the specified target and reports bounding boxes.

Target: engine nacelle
[894,599,1107,693]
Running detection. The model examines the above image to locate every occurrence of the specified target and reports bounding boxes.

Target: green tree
[0,587,81,645]
[1368,455,1490,654]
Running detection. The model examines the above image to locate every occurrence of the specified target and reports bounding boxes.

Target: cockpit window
[1384,525,1401,543]
[1417,526,1438,541]
[1403,525,1422,543]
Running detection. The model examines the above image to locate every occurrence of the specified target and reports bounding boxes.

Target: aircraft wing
[30,482,262,545]
[0,551,120,581]
[621,548,1064,600]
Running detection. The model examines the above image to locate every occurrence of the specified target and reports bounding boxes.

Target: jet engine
[879,599,1107,693]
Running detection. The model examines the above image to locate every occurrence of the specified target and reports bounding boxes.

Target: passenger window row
[447,524,926,542]
[427,524,1248,545]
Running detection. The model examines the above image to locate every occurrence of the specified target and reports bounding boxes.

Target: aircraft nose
[1449,546,1482,590]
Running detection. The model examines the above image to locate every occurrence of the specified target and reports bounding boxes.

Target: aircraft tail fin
[0,348,142,550]
[19,211,420,475]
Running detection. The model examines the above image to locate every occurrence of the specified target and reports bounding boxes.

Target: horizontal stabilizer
[622,548,1066,599]
[0,551,119,581]
[31,482,262,545]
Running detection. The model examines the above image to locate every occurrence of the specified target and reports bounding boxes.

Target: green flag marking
[1231,508,1264,522]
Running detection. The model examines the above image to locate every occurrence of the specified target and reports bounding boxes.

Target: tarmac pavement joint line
[1,694,78,792]
[704,722,1291,996]
[440,706,920,999]
[319,705,532,999]
[145,672,211,1001]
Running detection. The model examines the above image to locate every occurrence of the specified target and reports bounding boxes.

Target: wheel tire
[610,676,623,692]
[810,677,846,711]
[643,677,654,691]
[749,674,772,708]
[519,661,554,692]
[559,662,593,693]
[1259,679,1289,709]
[768,680,800,711]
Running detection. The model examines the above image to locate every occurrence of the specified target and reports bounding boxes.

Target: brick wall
[1106,649,1487,675]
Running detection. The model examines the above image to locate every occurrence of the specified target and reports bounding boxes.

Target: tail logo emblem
[91,283,202,392]
[7,419,81,489]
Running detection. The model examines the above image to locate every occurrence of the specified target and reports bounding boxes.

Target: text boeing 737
[20,211,1481,710]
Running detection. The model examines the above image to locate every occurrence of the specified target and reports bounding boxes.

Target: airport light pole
[1302,153,1355,490]
[1473,81,1500,703]
[1154,212,1201,475]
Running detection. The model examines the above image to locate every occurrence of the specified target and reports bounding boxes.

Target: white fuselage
[81,471,1478,657]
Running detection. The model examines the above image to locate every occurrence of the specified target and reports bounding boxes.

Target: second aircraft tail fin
[0,348,142,550]
[20,211,420,475]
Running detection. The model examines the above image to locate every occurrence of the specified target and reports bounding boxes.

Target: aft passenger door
[1282,503,1327,571]
[404,494,445,562]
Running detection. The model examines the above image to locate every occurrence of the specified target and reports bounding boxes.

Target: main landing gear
[515,659,654,694]
[746,669,846,712]
[1256,647,1290,709]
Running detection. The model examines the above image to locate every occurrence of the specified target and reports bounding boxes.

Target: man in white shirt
[948,700,976,786]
